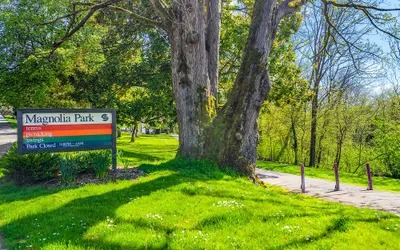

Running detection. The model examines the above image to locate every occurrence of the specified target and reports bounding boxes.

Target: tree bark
[167,0,217,158]
[203,0,282,179]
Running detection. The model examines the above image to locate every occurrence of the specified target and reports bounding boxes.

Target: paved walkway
[0,115,17,158]
[256,168,400,216]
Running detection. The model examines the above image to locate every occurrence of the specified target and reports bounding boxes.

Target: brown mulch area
[43,168,145,188]
[0,167,145,188]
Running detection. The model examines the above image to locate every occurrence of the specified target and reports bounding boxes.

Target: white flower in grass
[213,200,244,208]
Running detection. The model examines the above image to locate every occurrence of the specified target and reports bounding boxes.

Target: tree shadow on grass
[118,150,163,163]
[0,183,81,204]
[0,158,235,249]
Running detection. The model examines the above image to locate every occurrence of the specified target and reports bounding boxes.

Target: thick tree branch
[107,5,164,28]
[51,0,124,51]
[149,0,171,26]
[52,8,96,50]
[42,7,90,25]
[277,0,309,22]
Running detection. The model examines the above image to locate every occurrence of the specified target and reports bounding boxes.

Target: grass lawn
[117,133,178,166]
[0,134,400,249]
[258,161,400,193]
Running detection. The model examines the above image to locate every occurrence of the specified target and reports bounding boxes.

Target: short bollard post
[334,163,340,191]
[366,163,373,190]
[300,164,306,193]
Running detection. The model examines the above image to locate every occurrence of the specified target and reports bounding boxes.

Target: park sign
[17,109,117,168]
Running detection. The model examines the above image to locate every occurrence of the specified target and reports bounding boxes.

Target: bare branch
[323,1,400,12]
[359,8,400,40]
[322,0,400,41]
[321,1,380,63]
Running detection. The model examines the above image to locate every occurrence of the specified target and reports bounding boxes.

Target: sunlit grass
[117,133,178,166]
[0,135,399,249]
[257,161,400,193]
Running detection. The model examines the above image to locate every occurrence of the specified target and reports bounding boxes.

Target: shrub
[71,152,93,173]
[59,155,78,183]
[91,150,111,178]
[1,144,60,185]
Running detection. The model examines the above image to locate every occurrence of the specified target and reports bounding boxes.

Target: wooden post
[366,163,373,190]
[334,163,340,191]
[300,163,305,193]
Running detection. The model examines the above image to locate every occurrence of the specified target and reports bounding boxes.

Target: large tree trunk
[203,0,281,179]
[167,0,218,158]
[151,0,299,177]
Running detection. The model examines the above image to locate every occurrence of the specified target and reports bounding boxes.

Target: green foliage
[59,155,78,183]
[90,151,111,178]
[219,0,308,106]
[1,144,60,185]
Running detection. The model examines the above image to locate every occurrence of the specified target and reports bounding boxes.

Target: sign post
[17,109,117,170]
[334,163,340,191]
[300,163,306,193]
[366,163,373,190]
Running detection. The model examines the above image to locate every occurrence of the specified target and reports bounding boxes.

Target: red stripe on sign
[23,124,112,132]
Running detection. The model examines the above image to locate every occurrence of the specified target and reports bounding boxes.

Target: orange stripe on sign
[23,129,112,138]
[23,124,112,132]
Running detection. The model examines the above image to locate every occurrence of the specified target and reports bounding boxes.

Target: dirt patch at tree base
[43,168,146,188]
[1,168,145,188]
